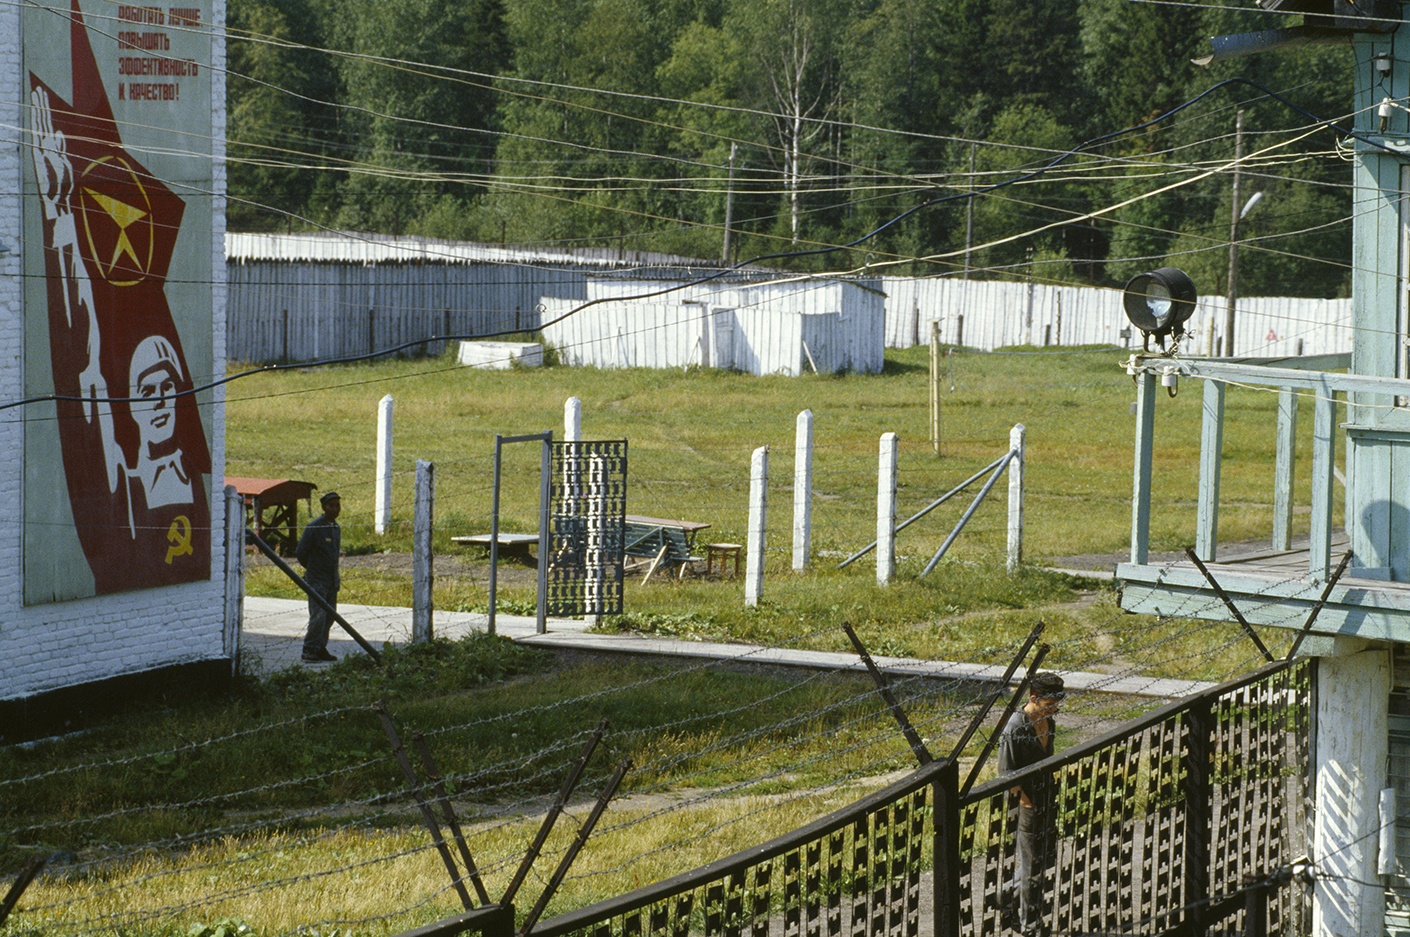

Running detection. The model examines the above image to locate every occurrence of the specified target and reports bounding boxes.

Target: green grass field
[230,343,1326,677]
[227,343,1326,564]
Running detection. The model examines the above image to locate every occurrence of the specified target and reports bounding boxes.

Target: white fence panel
[881,276,1352,357]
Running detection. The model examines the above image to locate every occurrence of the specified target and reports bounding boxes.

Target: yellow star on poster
[83,187,146,273]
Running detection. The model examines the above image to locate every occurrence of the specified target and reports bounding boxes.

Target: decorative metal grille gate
[547,440,627,617]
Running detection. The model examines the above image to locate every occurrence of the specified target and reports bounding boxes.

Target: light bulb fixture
[1122,267,1198,353]
[1381,96,1395,132]
[1376,53,1393,76]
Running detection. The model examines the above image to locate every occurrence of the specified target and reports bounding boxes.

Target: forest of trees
[226,0,1356,297]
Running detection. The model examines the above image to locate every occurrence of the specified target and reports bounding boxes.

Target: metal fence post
[413,459,435,643]
[933,760,960,937]
[224,485,245,673]
[1182,699,1213,935]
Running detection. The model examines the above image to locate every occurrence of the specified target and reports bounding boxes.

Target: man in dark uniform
[998,671,1065,937]
[295,491,342,663]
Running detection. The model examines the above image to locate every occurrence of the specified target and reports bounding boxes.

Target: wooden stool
[705,543,743,577]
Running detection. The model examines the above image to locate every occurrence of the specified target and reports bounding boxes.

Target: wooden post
[413,459,435,643]
[375,394,394,535]
[930,320,941,455]
[1313,649,1391,935]
[1310,387,1336,581]
[1007,424,1025,573]
[877,432,898,586]
[793,410,813,570]
[746,446,768,606]
[1273,387,1298,552]
[1224,109,1245,358]
[1131,370,1156,565]
[1196,379,1226,561]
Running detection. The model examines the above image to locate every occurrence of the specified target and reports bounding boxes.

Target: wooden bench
[623,519,704,582]
[452,533,540,567]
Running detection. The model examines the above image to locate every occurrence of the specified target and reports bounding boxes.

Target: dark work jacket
[295,515,341,590]
[998,710,1056,808]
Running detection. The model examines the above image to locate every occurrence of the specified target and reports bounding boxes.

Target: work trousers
[303,580,338,656]
[1007,803,1052,936]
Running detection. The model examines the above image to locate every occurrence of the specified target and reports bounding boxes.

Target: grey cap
[320,491,341,505]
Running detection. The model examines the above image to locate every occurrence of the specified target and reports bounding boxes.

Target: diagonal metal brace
[518,757,632,937]
[960,643,1050,799]
[842,621,932,766]
[948,621,1046,764]
[249,527,382,662]
[0,857,45,928]
[1287,550,1354,660]
[1185,547,1275,663]
[412,732,492,906]
[377,704,475,910]
[502,719,610,906]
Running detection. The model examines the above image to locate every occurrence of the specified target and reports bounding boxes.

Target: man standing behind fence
[999,671,1064,937]
[296,491,342,663]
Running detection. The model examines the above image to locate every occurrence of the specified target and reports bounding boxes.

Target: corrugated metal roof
[225,231,732,270]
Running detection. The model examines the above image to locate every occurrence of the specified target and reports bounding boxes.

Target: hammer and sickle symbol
[165,515,193,564]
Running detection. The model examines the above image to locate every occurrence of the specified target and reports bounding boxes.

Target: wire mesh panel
[548,441,627,617]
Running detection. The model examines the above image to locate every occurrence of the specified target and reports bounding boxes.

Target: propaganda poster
[23,1,214,603]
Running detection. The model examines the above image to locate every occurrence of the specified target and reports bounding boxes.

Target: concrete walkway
[241,597,1214,699]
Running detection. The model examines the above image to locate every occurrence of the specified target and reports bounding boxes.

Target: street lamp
[1224,189,1265,357]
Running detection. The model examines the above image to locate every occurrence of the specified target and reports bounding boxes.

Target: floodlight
[1122,267,1198,352]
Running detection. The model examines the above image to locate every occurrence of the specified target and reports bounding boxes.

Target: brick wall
[0,0,231,703]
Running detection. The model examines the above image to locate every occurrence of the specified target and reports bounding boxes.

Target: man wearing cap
[998,671,1065,937]
[295,492,342,663]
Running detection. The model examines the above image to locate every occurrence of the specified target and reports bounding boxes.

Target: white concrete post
[877,433,898,585]
[375,394,394,535]
[563,396,583,519]
[793,410,813,570]
[1313,646,1390,935]
[746,446,768,607]
[1007,423,1025,573]
[223,485,245,673]
[412,460,435,643]
[564,396,582,442]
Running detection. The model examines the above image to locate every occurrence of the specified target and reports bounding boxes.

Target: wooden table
[226,477,317,556]
[453,533,541,567]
